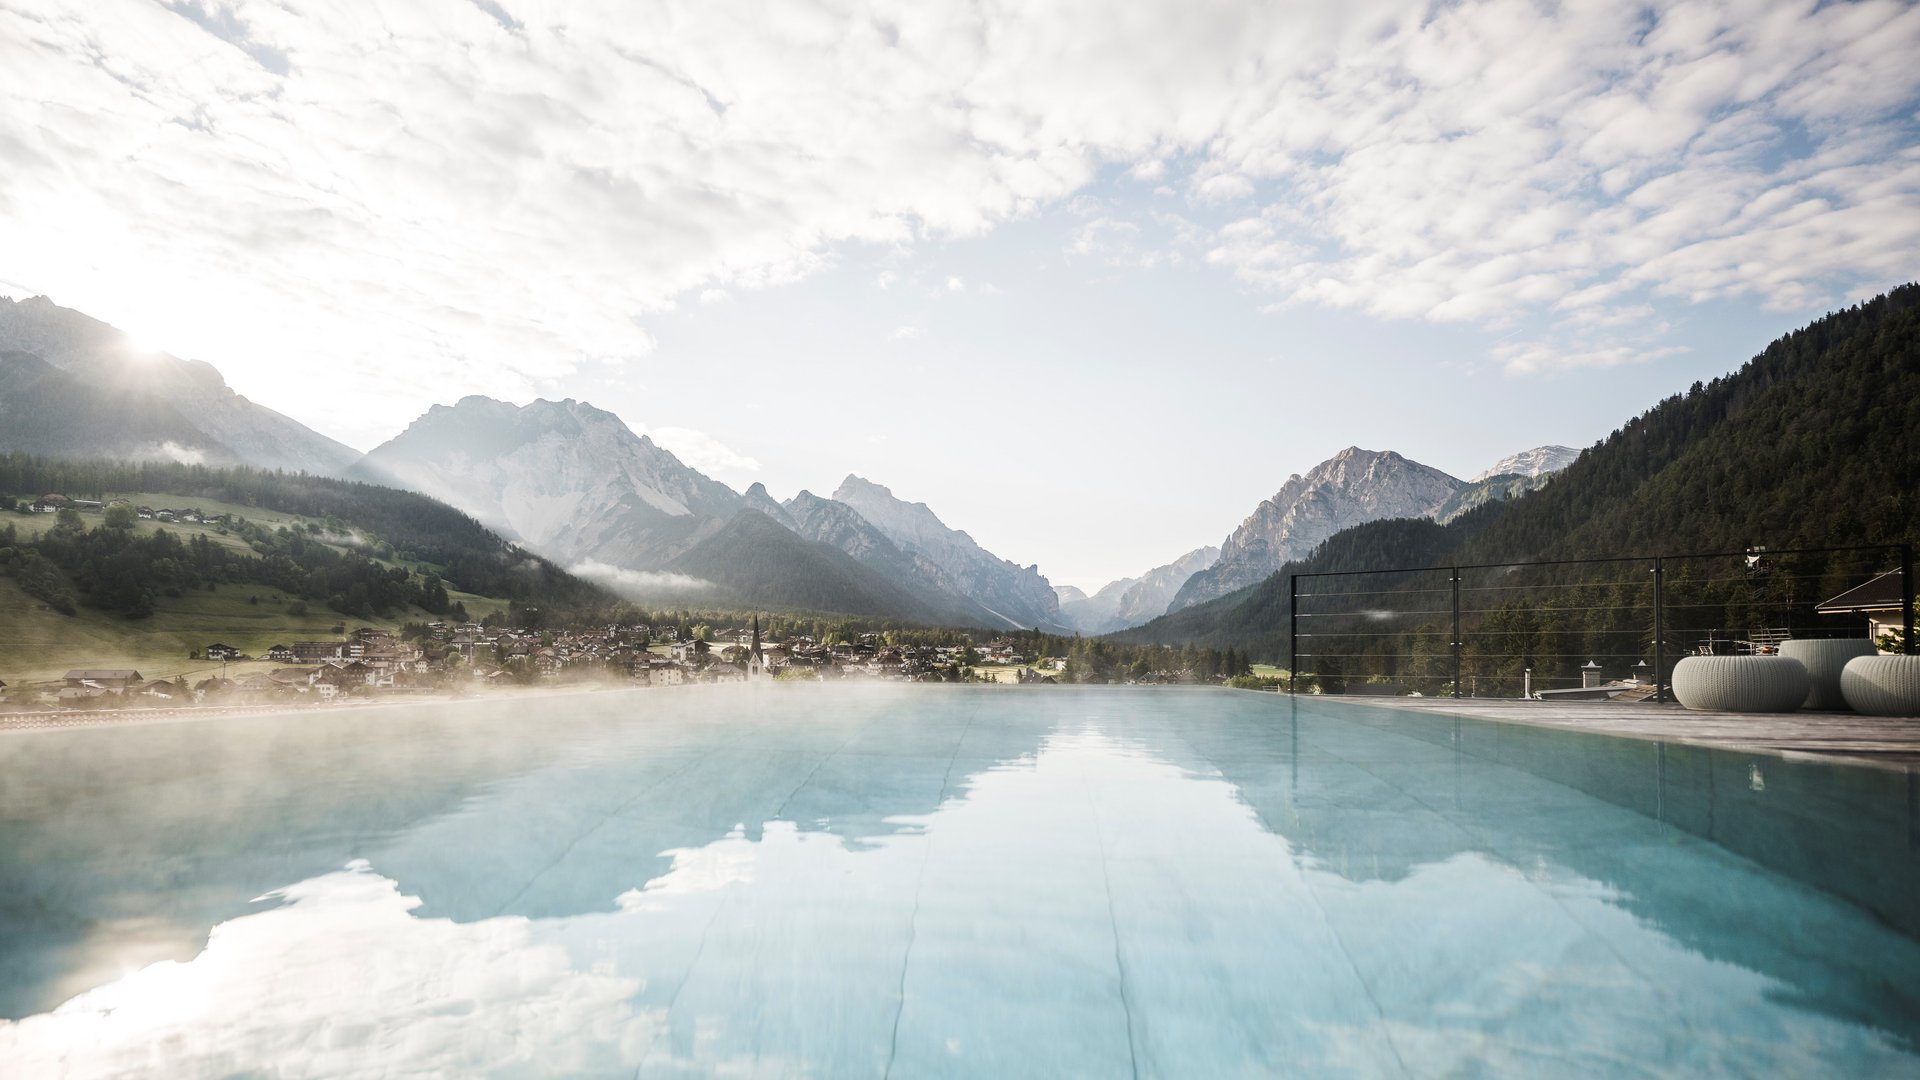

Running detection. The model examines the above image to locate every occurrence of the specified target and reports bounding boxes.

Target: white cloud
[1494,340,1690,377]
[945,275,966,292]
[889,325,923,340]
[645,426,762,474]
[1190,0,1920,368]
[569,559,714,598]
[0,0,1914,404]
[138,440,209,465]
[697,288,730,304]
[1130,159,1167,182]
[1067,217,1139,259]
[0,863,658,1077]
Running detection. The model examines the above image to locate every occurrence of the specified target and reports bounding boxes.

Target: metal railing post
[1653,557,1667,703]
[1288,574,1299,694]
[1451,568,1462,699]
[1902,544,1914,656]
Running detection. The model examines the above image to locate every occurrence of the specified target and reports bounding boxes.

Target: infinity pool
[2,686,1916,1076]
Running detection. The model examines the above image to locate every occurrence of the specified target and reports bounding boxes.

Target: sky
[1,0,1917,590]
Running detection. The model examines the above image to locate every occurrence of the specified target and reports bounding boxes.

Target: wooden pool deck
[1336,695,1920,768]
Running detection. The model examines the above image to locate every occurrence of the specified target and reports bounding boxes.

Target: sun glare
[121,329,167,359]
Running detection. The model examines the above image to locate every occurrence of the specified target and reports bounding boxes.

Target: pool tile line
[767,723,866,823]
[884,701,981,1080]
[487,747,722,918]
[1082,762,1144,1080]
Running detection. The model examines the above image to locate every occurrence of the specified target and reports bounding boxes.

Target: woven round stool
[1670,655,1810,713]
[1838,655,1920,717]
[1779,639,1880,710]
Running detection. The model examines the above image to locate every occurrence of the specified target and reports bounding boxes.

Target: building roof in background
[1816,566,1915,614]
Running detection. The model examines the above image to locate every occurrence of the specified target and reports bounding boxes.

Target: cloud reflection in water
[2,720,1916,1077]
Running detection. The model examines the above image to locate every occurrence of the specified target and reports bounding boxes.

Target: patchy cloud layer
[0,0,1915,444]
[569,559,713,600]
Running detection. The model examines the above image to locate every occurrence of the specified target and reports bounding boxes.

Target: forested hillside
[0,455,613,620]
[1121,284,1920,666]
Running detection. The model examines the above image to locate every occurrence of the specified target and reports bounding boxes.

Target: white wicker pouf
[1670,655,1810,713]
[1779,639,1881,710]
[1838,655,1920,717]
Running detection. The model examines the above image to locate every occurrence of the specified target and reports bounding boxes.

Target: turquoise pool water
[1,686,1916,1077]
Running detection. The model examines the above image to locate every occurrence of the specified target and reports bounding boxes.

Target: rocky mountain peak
[1472,445,1579,482]
[1167,447,1463,612]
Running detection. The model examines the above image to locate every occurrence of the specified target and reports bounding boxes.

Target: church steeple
[748,616,766,678]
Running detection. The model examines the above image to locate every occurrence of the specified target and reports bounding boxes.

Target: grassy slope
[0,576,444,687]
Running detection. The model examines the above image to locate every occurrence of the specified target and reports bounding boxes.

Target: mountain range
[352,395,1068,629]
[1163,444,1576,616]
[1055,547,1219,636]
[2,292,1586,633]
[0,295,1079,630]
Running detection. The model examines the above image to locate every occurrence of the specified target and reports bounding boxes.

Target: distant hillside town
[14,621,1067,712]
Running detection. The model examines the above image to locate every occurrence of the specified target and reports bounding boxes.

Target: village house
[270,667,321,691]
[63,669,143,694]
[193,676,235,699]
[292,640,347,663]
[1817,564,1916,648]
[204,643,242,661]
[311,672,345,700]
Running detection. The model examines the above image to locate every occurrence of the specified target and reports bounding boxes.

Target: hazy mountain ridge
[660,508,961,620]
[742,482,798,529]
[831,475,1065,631]
[780,490,1009,626]
[1058,546,1220,635]
[353,396,743,570]
[0,296,360,475]
[1,351,235,465]
[1168,447,1464,612]
[350,396,1048,626]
